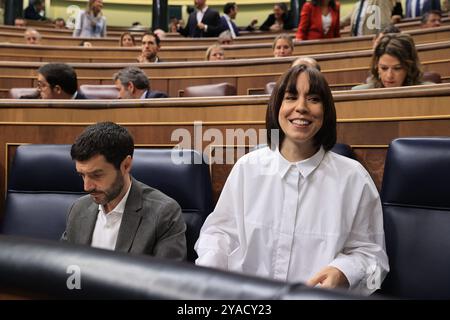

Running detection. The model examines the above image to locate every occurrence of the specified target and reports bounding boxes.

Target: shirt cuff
[328,256,364,290]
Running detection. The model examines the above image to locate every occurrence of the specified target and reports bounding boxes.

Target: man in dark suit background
[178,0,221,37]
[220,2,239,38]
[61,122,186,259]
[405,0,441,18]
[24,0,46,20]
[37,63,87,99]
[114,66,168,99]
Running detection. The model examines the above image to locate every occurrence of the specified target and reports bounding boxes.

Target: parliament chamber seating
[0,235,362,299]
[422,71,442,84]
[0,145,212,263]
[380,137,450,299]
[265,81,276,95]
[9,88,39,99]
[79,85,119,99]
[183,82,237,97]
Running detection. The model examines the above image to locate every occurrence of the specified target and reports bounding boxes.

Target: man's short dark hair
[113,66,150,90]
[71,122,134,170]
[37,63,78,95]
[142,31,160,47]
[421,10,442,24]
[223,2,236,14]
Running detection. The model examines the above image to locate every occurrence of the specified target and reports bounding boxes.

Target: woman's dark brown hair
[266,64,336,151]
[369,33,423,88]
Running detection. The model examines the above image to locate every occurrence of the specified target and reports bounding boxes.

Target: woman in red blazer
[296,0,340,40]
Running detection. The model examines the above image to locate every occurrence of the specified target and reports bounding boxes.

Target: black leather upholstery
[0,235,362,299]
[1,145,84,239]
[331,143,356,159]
[131,149,213,262]
[1,145,212,263]
[380,137,450,299]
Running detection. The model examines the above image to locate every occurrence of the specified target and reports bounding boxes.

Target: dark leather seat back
[131,149,212,262]
[9,88,40,99]
[265,81,276,95]
[79,85,119,99]
[380,137,450,299]
[0,235,361,299]
[422,71,442,84]
[183,82,236,97]
[1,145,84,239]
[1,145,212,263]
[331,143,356,159]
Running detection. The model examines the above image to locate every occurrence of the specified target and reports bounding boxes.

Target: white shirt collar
[140,90,148,99]
[276,146,325,179]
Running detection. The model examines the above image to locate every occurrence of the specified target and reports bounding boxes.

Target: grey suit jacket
[61,177,187,261]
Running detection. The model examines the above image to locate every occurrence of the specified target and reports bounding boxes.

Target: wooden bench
[0,83,449,213]
[0,25,449,57]
[0,40,448,97]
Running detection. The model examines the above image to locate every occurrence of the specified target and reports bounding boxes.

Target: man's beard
[89,171,125,206]
[144,51,156,61]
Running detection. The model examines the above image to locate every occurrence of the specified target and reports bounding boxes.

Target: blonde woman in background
[73,0,106,38]
[205,44,225,61]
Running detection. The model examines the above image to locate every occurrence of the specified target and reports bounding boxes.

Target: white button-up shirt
[410,0,424,18]
[91,183,132,251]
[195,147,389,295]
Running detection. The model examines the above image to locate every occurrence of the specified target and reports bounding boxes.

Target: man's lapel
[77,202,98,245]
[115,178,144,252]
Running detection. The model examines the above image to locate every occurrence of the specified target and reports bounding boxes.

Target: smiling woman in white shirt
[195,64,389,296]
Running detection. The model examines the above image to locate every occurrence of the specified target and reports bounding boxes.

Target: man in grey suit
[61,122,186,260]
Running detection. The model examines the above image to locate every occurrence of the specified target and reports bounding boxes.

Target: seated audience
[273,33,294,57]
[405,0,441,18]
[169,17,180,33]
[54,17,66,29]
[14,18,27,27]
[259,3,294,32]
[80,40,93,47]
[205,44,225,61]
[391,0,403,24]
[113,66,168,99]
[137,32,161,63]
[153,28,166,40]
[37,63,87,99]
[372,24,400,49]
[195,64,389,295]
[178,0,221,38]
[73,0,106,38]
[353,33,431,89]
[119,32,136,47]
[24,28,41,45]
[220,2,240,38]
[61,121,186,260]
[245,18,258,31]
[296,0,340,40]
[291,56,321,70]
[24,0,46,20]
[421,10,442,28]
[217,30,233,45]
[340,0,395,37]
[130,21,143,30]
